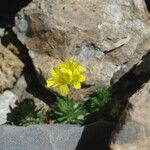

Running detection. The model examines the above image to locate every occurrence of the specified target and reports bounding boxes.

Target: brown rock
[13,0,150,98]
[0,46,24,92]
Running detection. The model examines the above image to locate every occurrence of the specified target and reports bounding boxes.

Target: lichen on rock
[0,46,24,92]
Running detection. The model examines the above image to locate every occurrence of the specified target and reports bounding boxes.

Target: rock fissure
[108,51,150,149]
[145,0,150,12]
[1,29,56,106]
[103,44,125,54]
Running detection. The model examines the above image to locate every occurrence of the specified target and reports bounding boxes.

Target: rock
[0,121,114,150]
[12,74,33,102]
[13,0,150,98]
[12,75,31,102]
[111,80,150,150]
[0,28,5,37]
[0,91,18,125]
[12,75,50,109]
[0,46,24,92]
[0,28,5,45]
[2,29,28,61]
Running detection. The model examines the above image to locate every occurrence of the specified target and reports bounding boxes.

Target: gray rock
[0,125,82,150]
[13,0,150,99]
[12,75,50,109]
[0,28,5,38]
[111,80,150,150]
[12,75,27,100]
[0,91,17,125]
[0,28,5,46]
[0,121,114,150]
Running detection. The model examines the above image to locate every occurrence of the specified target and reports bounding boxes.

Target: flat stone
[0,121,114,150]
[0,28,5,37]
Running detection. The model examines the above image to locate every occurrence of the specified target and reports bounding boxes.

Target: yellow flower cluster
[46,59,86,96]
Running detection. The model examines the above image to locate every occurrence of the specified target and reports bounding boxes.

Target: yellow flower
[46,59,86,96]
[71,73,86,89]
[59,59,86,75]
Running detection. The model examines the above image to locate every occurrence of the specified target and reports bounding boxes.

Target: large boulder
[13,0,150,98]
[0,46,24,92]
[111,80,150,150]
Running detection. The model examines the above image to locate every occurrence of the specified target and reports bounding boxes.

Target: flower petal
[51,68,57,77]
[46,79,55,87]
[58,63,66,68]
[73,82,81,89]
[61,68,72,76]
[60,84,69,96]
[47,59,87,94]
[77,66,86,72]
[79,75,86,82]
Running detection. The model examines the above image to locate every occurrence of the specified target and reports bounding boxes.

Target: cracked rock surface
[0,46,24,92]
[13,0,150,99]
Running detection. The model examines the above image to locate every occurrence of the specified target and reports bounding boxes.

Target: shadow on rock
[7,99,50,126]
[2,30,57,106]
[111,52,150,116]
[76,121,115,150]
[0,0,31,27]
[145,0,150,12]
[7,99,37,125]
[20,37,57,106]
[109,52,150,142]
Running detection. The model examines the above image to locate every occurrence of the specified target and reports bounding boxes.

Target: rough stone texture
[0,91,17,125]
[12,75,50,109]
[0,125,82,150]
[0,28,5,37]
[0,121,114,150]
[13,0,150,98]
[0,28,5,45]
[111,80,150,150]
[0,46,24,92]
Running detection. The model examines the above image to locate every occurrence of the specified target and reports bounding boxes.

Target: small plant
[19,107,49,126]
[7,100,50,126]
[90,87,112,113]
[53,97,88,124]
